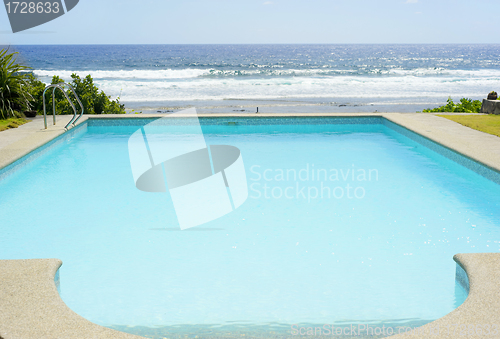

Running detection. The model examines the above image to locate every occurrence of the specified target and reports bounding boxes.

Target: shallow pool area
[1,116,499,337]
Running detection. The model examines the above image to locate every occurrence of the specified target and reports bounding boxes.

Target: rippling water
[12,44,500,113]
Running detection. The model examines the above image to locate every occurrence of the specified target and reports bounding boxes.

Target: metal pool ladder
[43,83,84,129]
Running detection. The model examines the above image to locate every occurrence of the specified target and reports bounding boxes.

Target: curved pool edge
[1,113,500,338]
[0,259,142,339]
[386,253,500,338]
[0,254,498,339]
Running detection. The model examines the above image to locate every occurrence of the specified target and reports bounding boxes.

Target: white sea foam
[33,68,500,81]
[95,75,499,102]
[33,69,211,80]
[32,68,500,106]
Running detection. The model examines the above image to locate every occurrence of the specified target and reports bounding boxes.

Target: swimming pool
[1,116,499,338]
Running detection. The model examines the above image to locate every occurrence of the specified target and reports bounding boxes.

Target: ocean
[11,44,500,113]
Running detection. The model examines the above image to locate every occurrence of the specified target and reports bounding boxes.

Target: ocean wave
[96,76,499,102]
[33,68,500,81]
[33,69,210,80]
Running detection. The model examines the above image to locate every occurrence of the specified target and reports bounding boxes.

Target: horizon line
[3,42,500,46]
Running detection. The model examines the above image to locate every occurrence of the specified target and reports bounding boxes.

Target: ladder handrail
[42,83,84,130]
[55,83,84,126]
[52,85,77,128]
[43,84,75,129]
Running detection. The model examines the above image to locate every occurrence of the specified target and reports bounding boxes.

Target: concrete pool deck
[1,113,500,175]
[0,115,86,171]
[1,113,500,339]
[1,254,499,339]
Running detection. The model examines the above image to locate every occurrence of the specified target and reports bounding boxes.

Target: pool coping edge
[1,113,500,338]
[2,113,500,175]
[387,253,500,338]
[1,254,499,339]
[0,258,142,339]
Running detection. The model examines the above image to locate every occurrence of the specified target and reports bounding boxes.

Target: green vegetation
[438,115,500,138]
[0,117,29,132]
[1,47,125,121]
[423,97,482,113]
[27,73,125,115]
[0,49,33,119]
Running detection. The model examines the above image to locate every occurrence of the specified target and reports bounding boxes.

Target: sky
[1,0,500,45]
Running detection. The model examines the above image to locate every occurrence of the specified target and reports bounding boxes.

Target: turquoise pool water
[1,117,499,337]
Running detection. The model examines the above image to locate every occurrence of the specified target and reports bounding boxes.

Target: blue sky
[1,0,499,44]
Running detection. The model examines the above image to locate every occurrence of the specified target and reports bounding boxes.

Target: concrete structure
[480,99,500,114]
[1,113,500,339]
[0,259,142,339]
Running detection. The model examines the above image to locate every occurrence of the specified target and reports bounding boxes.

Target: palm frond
[0,48,33,119]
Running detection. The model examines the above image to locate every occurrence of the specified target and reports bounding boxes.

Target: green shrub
[0,49,33,119]
[25,73,46,113]
[29,73,125,115]
[423,97,482,113]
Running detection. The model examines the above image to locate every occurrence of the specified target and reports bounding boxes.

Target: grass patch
[0,118,29,132]
[437,114,500,137]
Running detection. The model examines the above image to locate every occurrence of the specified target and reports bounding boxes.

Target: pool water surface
[0,117,499,336]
